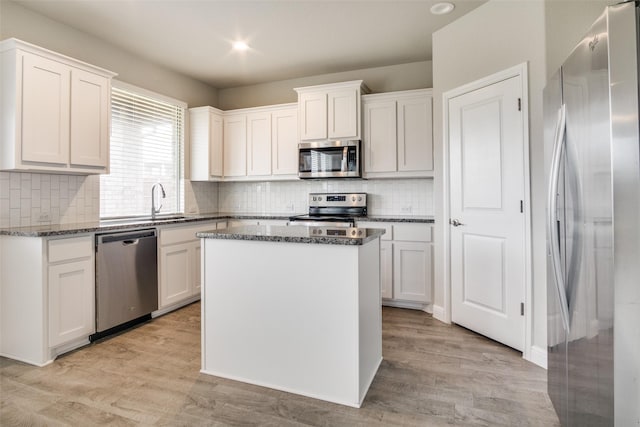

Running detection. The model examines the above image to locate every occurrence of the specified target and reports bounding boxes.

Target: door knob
[450,218,465,227]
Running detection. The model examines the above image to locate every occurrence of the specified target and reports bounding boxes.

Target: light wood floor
[1,303,559,426]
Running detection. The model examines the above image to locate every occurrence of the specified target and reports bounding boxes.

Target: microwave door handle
[341,147,348,171]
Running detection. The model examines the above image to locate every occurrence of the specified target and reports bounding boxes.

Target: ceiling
[12,0,486,89]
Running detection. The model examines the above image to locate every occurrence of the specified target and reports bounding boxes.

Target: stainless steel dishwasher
[94,229,158,339]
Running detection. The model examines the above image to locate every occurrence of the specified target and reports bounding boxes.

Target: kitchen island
[197,225,384,408]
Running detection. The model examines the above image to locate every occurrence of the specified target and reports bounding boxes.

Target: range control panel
[308,193,367,208]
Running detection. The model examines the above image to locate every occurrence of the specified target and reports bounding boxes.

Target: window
[101,82,185,218]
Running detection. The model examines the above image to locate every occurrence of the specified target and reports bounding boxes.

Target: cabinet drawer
[48,236,92,263]
[393,224,432,242]
[161,222,217,246]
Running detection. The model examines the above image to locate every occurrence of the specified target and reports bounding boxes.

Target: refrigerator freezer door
[544,69,569,427]
[561,8,614,425]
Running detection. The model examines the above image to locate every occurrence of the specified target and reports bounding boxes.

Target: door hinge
[520,302,525,316]
[517,98,522,111]
[520,200,524,213]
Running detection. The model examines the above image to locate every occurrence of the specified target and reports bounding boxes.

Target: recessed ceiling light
[232,41,249,51]
[430,2,455,15]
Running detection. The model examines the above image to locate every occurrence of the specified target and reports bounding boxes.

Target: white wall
[217,61,432,110]
[432,0,613,367]
[545,0,611,79]
[0,1,218,107]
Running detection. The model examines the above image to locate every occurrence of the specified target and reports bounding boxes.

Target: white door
[449,75,526,351]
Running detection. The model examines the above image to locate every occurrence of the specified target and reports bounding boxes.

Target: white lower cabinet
[0,234,95,366]
[47,236,95,348]
[357,221,433,310]
[393,241,431,303]
[158,221,219,310]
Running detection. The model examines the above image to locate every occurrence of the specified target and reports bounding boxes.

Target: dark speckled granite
[0,213,432,237]
[197,225,385,246]
[356,215,434,223]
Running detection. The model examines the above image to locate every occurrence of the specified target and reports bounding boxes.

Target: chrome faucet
[151,183,166,219]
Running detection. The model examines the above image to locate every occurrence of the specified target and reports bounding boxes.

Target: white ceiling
[12,0,486,89]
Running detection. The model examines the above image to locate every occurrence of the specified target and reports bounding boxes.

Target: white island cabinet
[199,225,383,408]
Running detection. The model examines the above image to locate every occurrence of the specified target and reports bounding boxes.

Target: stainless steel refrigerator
[544,1,640,426]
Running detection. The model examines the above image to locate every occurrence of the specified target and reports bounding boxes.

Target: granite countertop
[0,213,434,237]
[197,225,385,246]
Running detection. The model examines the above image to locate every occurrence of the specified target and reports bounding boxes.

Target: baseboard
[432,304,449,324]
[152,295,201,318]
[528,345,547,369]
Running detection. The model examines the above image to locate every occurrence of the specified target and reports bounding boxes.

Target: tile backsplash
[0,171,100,228]
[0,172,433,228]
[217,178,433,216]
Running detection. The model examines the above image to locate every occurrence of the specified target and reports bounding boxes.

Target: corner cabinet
[362,89,433,178]
[0,38,116,174]
[190,103,298,182]
[295,80,369,141]
[0,234,95,366]
[356,221,433,312]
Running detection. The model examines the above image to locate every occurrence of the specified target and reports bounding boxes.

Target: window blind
[101,85,184,218]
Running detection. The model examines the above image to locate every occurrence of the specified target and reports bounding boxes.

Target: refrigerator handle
[547,104,571,333]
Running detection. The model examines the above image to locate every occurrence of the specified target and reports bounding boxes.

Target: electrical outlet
[39,212,51,222]
[401,206,413,213]
[286,203,295,212]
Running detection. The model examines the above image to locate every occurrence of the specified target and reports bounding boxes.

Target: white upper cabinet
[271,107,298,176]
[20,53,70,165]
[0,38,116,174]
[295,80,368,142]
[363,99,397,173]
[298,91,327,140]
[362,89,433,178]
[223,114,247,177]
[247,112,272,176]
[397,94,433,172]
[190,104,298,182]
[189,106,223,181]
[70,68,111,168]
[328,88,359,139]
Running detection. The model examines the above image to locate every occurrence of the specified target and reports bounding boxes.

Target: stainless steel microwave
[298,140,361,179]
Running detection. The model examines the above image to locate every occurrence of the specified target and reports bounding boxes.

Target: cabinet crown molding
[294,79,370,94]
[1,38,117,78]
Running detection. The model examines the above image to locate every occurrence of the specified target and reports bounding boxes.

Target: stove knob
[358,196,362,202]
[312,196,316,201]
[317,196,322,202]
[351,230,357,236]
[352,196,356,202]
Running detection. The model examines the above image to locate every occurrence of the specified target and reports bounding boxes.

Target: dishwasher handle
[97,229,157,245]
